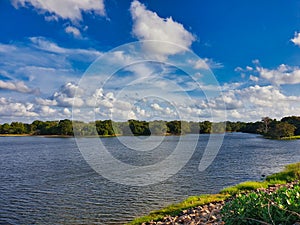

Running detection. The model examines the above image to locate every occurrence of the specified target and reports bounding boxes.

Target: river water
[0,133,299,224]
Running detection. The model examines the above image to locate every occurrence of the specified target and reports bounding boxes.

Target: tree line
[0,116,299,139]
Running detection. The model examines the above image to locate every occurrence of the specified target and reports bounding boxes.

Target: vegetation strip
[1,116,300,139]
[127,162,300,225]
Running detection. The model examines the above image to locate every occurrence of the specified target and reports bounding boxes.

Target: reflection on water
[0,133,299,224]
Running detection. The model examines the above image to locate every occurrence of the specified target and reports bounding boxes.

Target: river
[0,133,299,224]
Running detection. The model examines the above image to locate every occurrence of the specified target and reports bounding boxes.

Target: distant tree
[149,120,167,135]
[199,121,212,133]
[58,119,73,135]
[95,120,116,136]
[166,120,181,135]
[267,122,296,139]
[226,121,246,132]
[1,123,11,134]
[189,121,200,134]
[181,121,191,134]
[281,116,300,135]
[240,121,263,134]
[261,117,272,133]
[128,120,150,136]
[10,122,27,134]
[211,122,226,133]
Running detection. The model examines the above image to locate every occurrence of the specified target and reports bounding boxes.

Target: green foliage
[95,120,117,136]
[149,120,167,135]
[166,120,182,134]
[281,116,300,135]
[128,120,151,136]
[265,121,296,139]
[199,120,212,133]
[58,119,73,135]
[239,121,264,134]
[221,185,300,225]
[0,116,300,137]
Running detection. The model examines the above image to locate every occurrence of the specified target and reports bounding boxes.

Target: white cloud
[257,64,300,85]
[249,75,259,82]
[0,98,38,118]
[65,26,82,38]
[130,0,195,58]
[12,0,105,22]
[0,37,101,96]
[246,66,253,71]
[151,103,163,111]
[0,80,39,94]
[291,32,300,47]
[29,37,101,57]
[189,58,223,70]
[51,83,84,107]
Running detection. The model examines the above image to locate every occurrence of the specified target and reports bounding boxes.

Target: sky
[1,0,300,123]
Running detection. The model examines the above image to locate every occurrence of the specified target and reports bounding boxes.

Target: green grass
[127,194,229,225]
[127,162,300,225]
[220,181,269,195]
[266,162,300,183]
[281,135,300,140]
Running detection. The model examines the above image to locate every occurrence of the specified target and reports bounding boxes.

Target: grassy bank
[281,135,300,140]
[127,162,300,225]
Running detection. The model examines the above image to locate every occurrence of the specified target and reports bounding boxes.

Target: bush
[221,185,300,225]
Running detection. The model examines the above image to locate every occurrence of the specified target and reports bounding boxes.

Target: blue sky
[1,0,300,123]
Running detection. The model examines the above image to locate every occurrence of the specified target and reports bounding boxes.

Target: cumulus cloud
[0,80,39,94]
[257,64,300,85]
[65,26,82,38]
[0,97,38,118]
[291,32,300,47]
[51,83,84,107]
[130,0,195,57]
[11,0,106,22]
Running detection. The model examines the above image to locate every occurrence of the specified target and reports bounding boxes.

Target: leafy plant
[221,185,300,225]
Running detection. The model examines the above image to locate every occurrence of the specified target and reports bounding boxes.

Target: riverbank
[127,162,300,225]
[281,135,300,140]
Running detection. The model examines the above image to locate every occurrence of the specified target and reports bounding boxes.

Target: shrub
[221,185,300,225]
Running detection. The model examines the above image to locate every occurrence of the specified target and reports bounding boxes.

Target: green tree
[58,119,73,135]
[189,121,200,134]
[149,120,167,135]
[199,121,212,133]
[281,116,300,135]
[1,123,11,134]
[128,120,150,136]
[166,120,181,135]
[10,122,27,134]
[267,122,296,139]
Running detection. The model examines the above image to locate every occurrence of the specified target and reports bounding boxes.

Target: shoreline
[127,162,300,225]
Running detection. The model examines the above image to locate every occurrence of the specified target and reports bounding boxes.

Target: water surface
[0,133,299,224]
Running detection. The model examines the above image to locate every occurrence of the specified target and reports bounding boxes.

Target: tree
[199,121,212,133]
[10,122,27,134]
[149,120,167,135]
[166,121,181,135]
[1,123,11,134]
[58,119,73,135]
[267,122,296,139]
[261,117,272,133]
[281,116,300,135]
